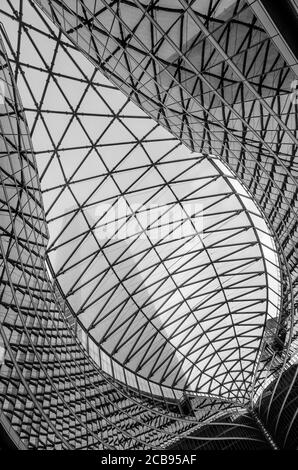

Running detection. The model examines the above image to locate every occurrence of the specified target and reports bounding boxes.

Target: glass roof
[0,0,281,402]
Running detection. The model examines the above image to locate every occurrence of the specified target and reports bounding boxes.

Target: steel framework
[0,0,298,450]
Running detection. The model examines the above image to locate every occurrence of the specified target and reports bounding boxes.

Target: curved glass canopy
[1,0,281,402]
[48,151,280,401]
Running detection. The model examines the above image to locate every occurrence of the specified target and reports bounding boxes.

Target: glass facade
[0,19,217,449]
[0,0,297,450]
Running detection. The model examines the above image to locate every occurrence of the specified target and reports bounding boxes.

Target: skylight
[1,0,281,403]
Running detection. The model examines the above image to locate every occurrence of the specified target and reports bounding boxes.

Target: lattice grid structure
[0,0,298,450]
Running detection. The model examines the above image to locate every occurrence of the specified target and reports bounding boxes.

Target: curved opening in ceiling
[45,152,281,402]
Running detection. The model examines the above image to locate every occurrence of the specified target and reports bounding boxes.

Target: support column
[250,409,279,450]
